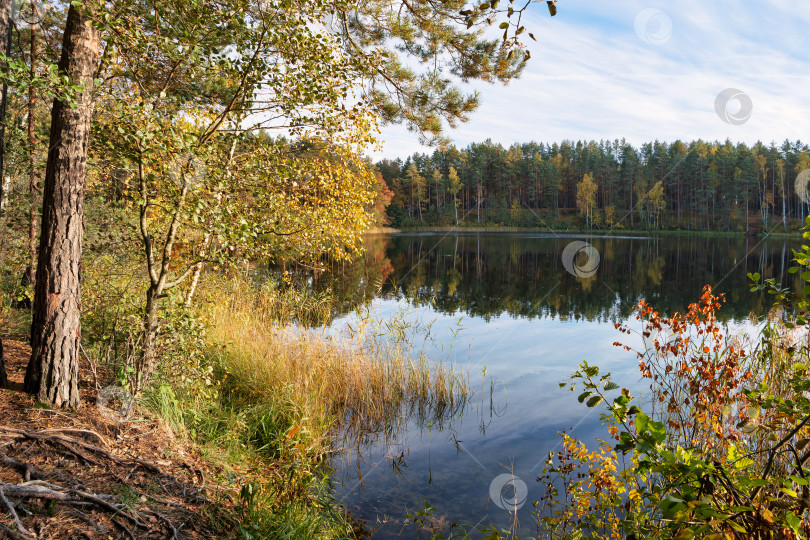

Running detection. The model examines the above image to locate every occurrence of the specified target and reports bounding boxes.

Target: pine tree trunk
[782,171,787,232]
[745,200,749,233]
[477,184,481,223]
[27,3,38,286]
[629,183,634,228]
[25,5,100,408]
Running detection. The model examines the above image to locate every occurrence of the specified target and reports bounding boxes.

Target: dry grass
[200,276,470,445]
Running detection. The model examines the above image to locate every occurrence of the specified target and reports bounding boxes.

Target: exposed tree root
[0,485,32,537]
[0,427,191,538]
[0,342,235,539]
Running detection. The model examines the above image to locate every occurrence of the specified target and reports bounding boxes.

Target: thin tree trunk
[0,337,6,388]
[138,285,160,395]
[782,169,787,232]
[27,3,38,286]
[477,183,481,223]
[26,5,100,408]
[184,139,235,307]
[0,174,8,214]
[629,183,634,228]
[184,231,209,306]
[0,0,12,228]
[136,164,190,394]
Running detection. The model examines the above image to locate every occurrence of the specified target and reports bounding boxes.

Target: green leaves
[785,511,801,532]
[635,411,649,433]
[585,395,603,408]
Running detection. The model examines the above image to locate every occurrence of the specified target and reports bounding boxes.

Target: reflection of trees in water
[308,234,803,322]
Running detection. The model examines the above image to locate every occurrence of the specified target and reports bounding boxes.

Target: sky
[370,0,810,160]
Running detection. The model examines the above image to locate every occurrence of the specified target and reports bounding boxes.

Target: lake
[321,233,803,538]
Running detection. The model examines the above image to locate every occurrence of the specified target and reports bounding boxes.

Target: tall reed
[201,276,470,445]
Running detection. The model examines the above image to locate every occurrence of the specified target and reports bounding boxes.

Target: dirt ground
[0,336,239,539]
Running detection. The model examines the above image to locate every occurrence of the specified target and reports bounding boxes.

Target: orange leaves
[619,286,752,455]
[284,424,303,442]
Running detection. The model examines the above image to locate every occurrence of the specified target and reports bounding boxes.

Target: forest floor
[0,337,240,539]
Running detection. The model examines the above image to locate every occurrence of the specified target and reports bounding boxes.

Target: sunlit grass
[201,276,470,444]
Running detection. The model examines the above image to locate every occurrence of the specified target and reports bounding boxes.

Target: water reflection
[316,234,801,323]
[323,233,802,538]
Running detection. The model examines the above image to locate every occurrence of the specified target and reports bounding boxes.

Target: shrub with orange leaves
[615,285,755,457]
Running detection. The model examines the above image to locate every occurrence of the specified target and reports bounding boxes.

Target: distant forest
[375,139,810,232]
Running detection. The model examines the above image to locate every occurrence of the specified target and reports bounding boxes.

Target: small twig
[151,510,179,539]
[124,464,138,482]
[0,487,32,537]
[70,488,147,528]
[39,428,107,447]
[79,344,100,391]
[66,507,105,534]
[112,517,137,540]
[52,439,102,466]
[30,408,74,421]
[754,413,810,499]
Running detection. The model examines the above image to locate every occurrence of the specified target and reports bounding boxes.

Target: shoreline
[365,226,804,238]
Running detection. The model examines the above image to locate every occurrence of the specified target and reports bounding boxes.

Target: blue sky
[371,0,810,159]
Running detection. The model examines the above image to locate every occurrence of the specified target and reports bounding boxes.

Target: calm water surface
[322,233,802,537]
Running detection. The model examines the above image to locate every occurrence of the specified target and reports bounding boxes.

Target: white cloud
[369,0,810,159]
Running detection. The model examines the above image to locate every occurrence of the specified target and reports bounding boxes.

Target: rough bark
[25,5,100,408]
